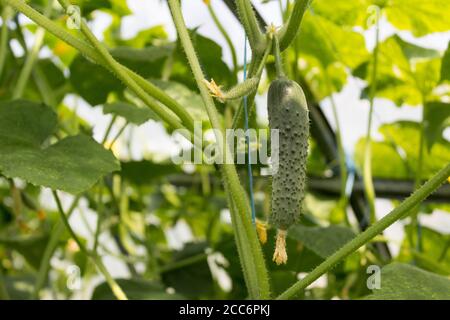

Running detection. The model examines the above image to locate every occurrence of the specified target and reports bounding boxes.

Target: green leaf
[379,121,450,178]
[365,263,450,299]
[363,35,441,106]
[313,0,450,37]
[288,225,356,258]
[441,41,450,82]
[91,278,184,300]
[3,275,35,300]
[355,138,409,179]
[162,242,213,299]
[312,0,372,28]
[172,31,233,90]
[0,100,119,194]
[424,101,450,150]
[398,225,450,276]
[0,234,49,270]
[150,79,208,121]
[386,0,450,37]
[299,14,369,69]
[70,0,131,16]
[110,45,173,79]
[69,55,124,106]
[120,160,181,186]
[103,102,156,125]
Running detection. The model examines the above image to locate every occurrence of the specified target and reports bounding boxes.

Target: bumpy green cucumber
[268,77,309,264]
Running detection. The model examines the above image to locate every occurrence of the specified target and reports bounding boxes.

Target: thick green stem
[207,2,238,77]
[13,0,53,99]
[0,5,13,79]
[363,13,380,224]
[325,75,347,201]
[168,0,270,299]
[273,36,285,78]
[231,41,272,129]
[278,163,450,300]
[4,0,195,132]
[235,0,265,53]
[278,0,310,52]
[52,191,128,300]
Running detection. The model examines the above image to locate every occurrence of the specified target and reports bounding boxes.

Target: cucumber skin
[268,78,309,230]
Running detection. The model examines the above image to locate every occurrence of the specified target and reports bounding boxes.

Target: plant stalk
[278,163,450,299]
[363,11,380,224]
[168,0,270,299]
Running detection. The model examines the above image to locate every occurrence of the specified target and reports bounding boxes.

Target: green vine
[278,163,450,299]
[168,0,270,299]
[363,8,381,224]
[278,0,310,52]
[52,191,128,300]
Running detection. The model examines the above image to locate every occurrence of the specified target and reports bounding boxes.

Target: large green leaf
[296,13,369,98]
[288,225,356,259]
[120,160,181,186]
[354,138,409,179]
[69,0,131,16]
[91,278,184,300]
[161,242,214,299]
[150,79,208,122]
[69,55,124,106]
[424,101,450,150]
[441,41,450,82]
[299,14,369,69]
[386,0,450,37]
[398,225,450,276]
[360,35,441,106]
[312,0,372,27]
[379,121,450,178]
[110,45,173,79]
[172,31,233,90]
[365,263,450,299]
[103,102,156,125]
[0,100,119,194]
[313,0,450,37]
[0,234,49,270]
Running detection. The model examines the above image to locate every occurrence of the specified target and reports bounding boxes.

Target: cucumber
[268,77,309,264]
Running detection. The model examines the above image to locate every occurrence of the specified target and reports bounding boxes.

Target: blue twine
[243,35,256,225]
[344,153,356,199]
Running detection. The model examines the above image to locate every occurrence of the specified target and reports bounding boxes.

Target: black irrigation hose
[168,174,450,203]
[222,0,393,260]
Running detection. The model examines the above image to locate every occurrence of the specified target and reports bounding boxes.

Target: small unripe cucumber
[268,78,309,263]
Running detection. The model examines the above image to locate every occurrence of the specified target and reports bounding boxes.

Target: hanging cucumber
[268,35,310,265]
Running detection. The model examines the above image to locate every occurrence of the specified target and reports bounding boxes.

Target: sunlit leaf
[365,263,450,299]
[0,100,120,194]
[103,102,156,125]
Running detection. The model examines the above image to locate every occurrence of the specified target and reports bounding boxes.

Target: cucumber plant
[0,0,449,301]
